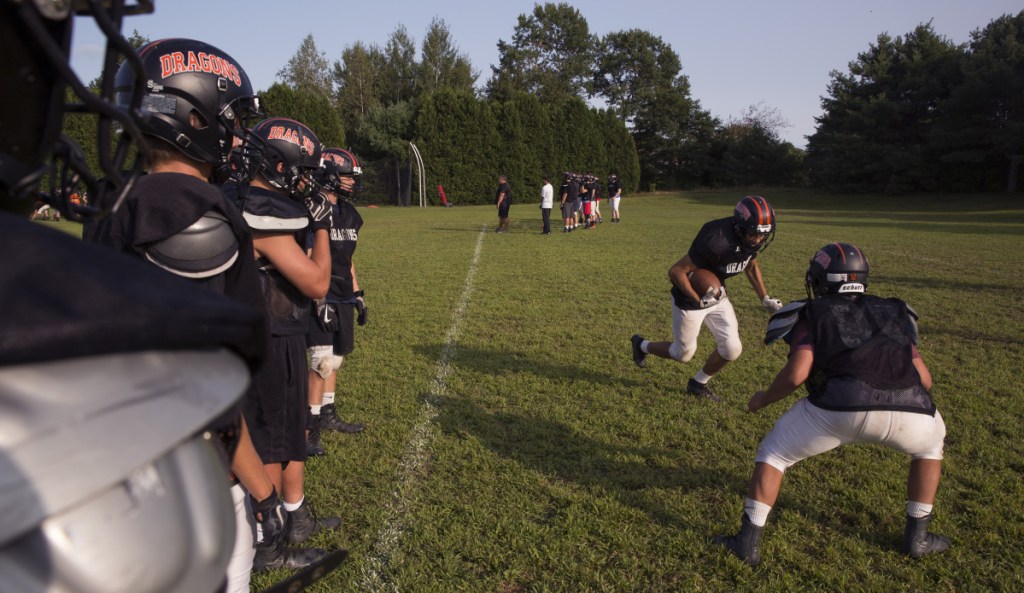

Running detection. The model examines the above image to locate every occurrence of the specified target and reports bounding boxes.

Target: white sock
[907,501,933,518]
[283,496,304,512]
[322,392,335,406]
[744,498,772,527]
[310,404,321,415]
[694,370,712,384]
[640,340,650,353]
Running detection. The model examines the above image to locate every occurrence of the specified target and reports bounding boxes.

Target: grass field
[45,189,1024,592]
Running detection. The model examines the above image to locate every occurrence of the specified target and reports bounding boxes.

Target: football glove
[305,193,333,232]
[761,295,783,313]
[250,488,286,545]
[699,285,726,309]
[696,284,729,309]
[316,300,339,332]
[354,292,368,326]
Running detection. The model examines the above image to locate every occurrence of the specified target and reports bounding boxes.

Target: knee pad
[718,338,743,361]
[308,346,344,379]
[668,341,696,363]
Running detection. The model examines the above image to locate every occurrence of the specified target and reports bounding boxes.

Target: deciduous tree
[487,2,594,103]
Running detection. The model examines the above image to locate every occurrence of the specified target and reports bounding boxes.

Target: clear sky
[70,0,1021,148]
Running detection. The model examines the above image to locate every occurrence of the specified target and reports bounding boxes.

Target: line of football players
[2,2,373,591]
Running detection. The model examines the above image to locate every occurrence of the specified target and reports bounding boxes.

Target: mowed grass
[44,189,1024,592]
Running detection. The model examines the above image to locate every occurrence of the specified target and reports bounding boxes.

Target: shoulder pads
[241,211,309,231]
[238,190,309,231]
[764,300,809,345]
[145,212,239,279]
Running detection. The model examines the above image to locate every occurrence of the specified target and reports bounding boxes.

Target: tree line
[62,5,1024,200]
[808,12,1024,193]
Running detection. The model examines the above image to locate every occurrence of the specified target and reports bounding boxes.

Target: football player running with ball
[630,196,783,401]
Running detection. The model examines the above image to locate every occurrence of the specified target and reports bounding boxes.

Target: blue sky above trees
[70,0,1020,148]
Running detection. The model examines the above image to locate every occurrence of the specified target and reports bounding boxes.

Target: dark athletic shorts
[243,334,308,464]
[498,201,511,218]
[305,302,355,356]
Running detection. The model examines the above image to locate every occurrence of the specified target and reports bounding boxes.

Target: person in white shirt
[539,176,554,235]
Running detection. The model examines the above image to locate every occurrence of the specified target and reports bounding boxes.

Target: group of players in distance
[631,195,950,564]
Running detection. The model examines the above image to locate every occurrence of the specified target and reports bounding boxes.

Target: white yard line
[359,226,486,593]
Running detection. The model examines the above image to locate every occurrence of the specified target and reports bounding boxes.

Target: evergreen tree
[419,17,478,96]
[260,83,345,149]
[414,89,499,204]
[933,10,1024,191]
[807,24,965,192]
[276,34,333,97]
[332,41,384,135]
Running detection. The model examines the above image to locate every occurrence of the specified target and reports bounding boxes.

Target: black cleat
[902,513,951,559]
[306,414,327,457]
[712,513,764,566]
[630,334,647,368]
[321,404,365,434]
[253,537,327,572]
[687,378,721,402]
[286,499,342,545]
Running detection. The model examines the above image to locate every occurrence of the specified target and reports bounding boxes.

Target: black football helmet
[806,242,869,298]
[116,38,260,170]
[1,0,153,221]
[249,117,322,199]
[733,195,776,252]
[316,148,362,199]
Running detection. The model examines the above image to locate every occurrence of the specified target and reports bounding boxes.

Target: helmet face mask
[733,195,776,252]
[1,0,154,221]
[805,242,870,299]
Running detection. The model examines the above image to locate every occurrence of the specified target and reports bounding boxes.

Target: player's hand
[762,295,783,313]
[355,295,368,326]
[700,285,726,308]
[305,193,333,232]
[250,488,286,545]
[316,300,339,332]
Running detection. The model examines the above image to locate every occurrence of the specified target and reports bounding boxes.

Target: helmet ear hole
[188,110,208,131]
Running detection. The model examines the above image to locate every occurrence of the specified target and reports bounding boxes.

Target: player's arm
[744,258,769,301]
[496,191,506,207]
[350,260,360,294]
[253,229,331,299]
[668,255,701,303]
[913,354,932,390]
[748,348,813,412]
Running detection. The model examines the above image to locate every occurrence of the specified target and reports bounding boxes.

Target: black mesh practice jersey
[227,184,311,338]
[326,200,363,302]
[671,217,760,310]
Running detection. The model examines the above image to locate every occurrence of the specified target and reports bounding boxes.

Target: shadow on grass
[680,190,1024,215]
[870,273,1018,293]
[782,217,1022,237]
[415,344,644,389]
[432,394,749,530]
